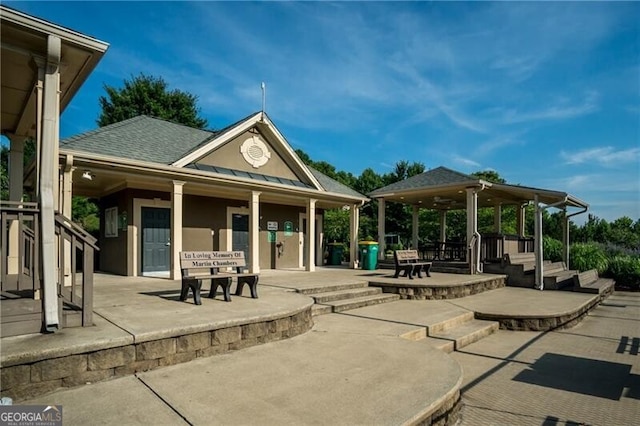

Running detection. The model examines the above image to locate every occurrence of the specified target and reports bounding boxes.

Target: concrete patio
[0,267,615,425]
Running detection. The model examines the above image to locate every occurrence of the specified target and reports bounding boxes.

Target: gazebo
[369,167,588,289]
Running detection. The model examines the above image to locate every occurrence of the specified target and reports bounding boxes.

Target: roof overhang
[371,180,588,211]
[57,149,367,209]
[1,5,109,137]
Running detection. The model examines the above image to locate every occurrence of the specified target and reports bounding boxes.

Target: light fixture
[81,170,94,181]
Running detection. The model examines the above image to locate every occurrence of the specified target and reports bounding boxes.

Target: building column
[170,181,185,280]
[305,198,316,272]
[38,35,62,331]
[61,157,75,287]
[494,204,502,233]
[7,135,25,275]
[534,194,544,290]
[412,205,420,250]
[250,191,261,274]
[377,198,386,260]
[466,188,478,274]
[349,204,360,269]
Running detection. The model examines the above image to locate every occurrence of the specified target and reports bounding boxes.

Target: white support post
[61,159,74,287]
[306,198,316,272]
[412,205,420,250]
[349,204,360,269]
[170,181,185,280]
[250,191,261,274]
[39,35,62,331]
[377,198,386,260]
[466,188,478,274]
[7,135,25,275]
[534,194,544,290]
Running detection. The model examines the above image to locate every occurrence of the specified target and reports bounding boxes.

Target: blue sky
[6,1,639,223]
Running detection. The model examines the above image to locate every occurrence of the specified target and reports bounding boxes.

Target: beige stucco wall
[257,203,306,269]
[196,130,300,181]
[98,190,322,275]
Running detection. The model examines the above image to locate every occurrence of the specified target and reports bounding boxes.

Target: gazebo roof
[369,166,588,211]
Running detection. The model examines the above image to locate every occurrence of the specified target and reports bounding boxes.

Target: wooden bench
[179,251,259,305]
[573,269,615,295]
[393,250,432,279]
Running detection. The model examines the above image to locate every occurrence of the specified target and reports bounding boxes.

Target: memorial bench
[179,251,259,305]
[393,250,432,279]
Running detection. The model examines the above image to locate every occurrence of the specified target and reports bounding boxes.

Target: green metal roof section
[60,115,215,164]
[308,167,366,199]
[369,166,479,196]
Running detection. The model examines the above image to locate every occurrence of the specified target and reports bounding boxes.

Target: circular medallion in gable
[240,136,271,168]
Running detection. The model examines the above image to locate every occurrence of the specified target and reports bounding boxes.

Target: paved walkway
[452,291,640,425]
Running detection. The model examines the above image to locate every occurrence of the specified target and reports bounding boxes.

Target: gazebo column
[170,180,185,280]
[439,210,447,259]
[466,188,479,274]
[250,191,261,274]
[38,35,62,331]
[305,198,316,272]
[562,208,570,266]
[517,204,526,237]
[534,194,544,290]
[377,198,386,260]
[412,205,419,250]
[7,135,25,275]
[349,204,360,269]
[494,204,502,233]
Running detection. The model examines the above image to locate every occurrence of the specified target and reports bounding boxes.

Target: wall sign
[267,221,278,231]
[268,231,277,243]
[284,221,293,237]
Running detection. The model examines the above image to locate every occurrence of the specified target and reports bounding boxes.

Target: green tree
[97,74,208,129]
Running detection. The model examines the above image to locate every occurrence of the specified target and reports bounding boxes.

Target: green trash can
[327,243,344,266]
[358,241,379,270]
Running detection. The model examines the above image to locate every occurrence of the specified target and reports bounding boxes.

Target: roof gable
[172,112,323,190]
[60,115,213,164]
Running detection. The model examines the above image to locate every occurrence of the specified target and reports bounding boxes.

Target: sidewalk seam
[136,374,193,425]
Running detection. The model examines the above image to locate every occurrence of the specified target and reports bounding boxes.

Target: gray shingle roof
[60,115,214,164]
[369,166,478,196]
[308,167,366,199]
[60,114,367,200]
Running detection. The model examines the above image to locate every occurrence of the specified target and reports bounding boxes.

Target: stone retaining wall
[370,276,506,300]
[476,296,601,331]
[1,309,313,401]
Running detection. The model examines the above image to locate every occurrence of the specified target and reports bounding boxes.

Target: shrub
[543,237,563,262]
[570,243,609,273]
[607,256,640,291]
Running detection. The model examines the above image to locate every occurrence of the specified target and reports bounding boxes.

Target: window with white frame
[105,207,118,238]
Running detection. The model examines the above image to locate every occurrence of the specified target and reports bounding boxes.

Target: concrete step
[310,287,382,303]
[322,294,401,313]
[415,336,456,354]
[312,304,333,317]
[429,319,499,351]
[427,311,475,335]
[296,281,368,295]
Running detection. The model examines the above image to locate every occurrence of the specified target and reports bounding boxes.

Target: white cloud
[452,156,481,168]
[561,146,640,167]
